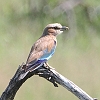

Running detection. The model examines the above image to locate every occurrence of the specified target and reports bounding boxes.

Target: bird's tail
[19,60,46,80]
[19,64,29,80]
[25,59,47,72]
[19,71,29,80]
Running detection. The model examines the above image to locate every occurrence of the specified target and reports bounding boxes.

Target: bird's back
[26,35,57,68]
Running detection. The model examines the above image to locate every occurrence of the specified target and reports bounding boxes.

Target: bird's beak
[60,26,69,31]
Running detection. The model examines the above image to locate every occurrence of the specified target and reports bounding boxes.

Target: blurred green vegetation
[0,0,100,100]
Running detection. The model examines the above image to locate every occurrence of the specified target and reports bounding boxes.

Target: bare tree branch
[0,63,97,100]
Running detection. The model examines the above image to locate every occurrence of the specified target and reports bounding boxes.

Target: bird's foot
[44,62,55,70]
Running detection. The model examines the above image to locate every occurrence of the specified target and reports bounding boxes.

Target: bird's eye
[54,27,60,30]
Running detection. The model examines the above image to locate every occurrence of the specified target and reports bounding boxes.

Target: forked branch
[0,63,97,100]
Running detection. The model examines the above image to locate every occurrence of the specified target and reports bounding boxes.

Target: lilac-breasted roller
[22,23,69,75]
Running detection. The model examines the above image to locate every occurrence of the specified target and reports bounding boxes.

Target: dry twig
[0,63,97,100]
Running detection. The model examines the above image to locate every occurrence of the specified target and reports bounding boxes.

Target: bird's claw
[44,62,55,70]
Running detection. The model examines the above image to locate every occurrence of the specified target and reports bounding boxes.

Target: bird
[21,23,69,79]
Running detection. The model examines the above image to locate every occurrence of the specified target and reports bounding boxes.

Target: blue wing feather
[26,45,56,72]
[25,36,57,72]
[27,59,47,72]
[39,45,56,60]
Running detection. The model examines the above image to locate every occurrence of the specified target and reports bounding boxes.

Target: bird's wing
[25,36,56,71]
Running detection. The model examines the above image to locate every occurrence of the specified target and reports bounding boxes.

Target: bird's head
[42,23,69,36]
